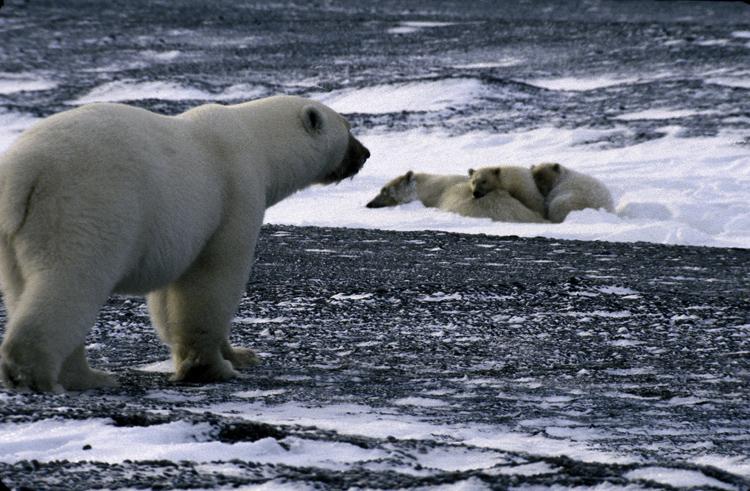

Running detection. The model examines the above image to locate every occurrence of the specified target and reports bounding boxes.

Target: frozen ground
[0,225,748,489]
[0,0,749,489]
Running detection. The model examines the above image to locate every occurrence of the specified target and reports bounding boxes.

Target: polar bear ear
[302,105,325,134]
[552,163,561,172]
[405,170,414,181]
[468,168,475,176]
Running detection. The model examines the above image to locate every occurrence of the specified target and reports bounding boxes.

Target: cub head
[297,101,370,185]
[366,171,418,208]
[468,166,502,199]
[530,162,564,197]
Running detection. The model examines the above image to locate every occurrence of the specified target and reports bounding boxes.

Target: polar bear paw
[0,357,64,393]
[59,368,118,391]
[222,345,261,368]
[172,354,238,384]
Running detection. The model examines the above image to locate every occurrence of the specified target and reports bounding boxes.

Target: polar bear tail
[0,167,39,237]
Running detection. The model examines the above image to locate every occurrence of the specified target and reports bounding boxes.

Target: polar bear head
[366,171,418,208]
[467,166,502,199]
[301,102,371,185]
[236,95,370,189]
[530,162,564,196]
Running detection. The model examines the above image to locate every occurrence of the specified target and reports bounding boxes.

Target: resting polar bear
[468,166,545,215]
[366,171,546,223]
[531,163,614,223]
[0,95,370,392]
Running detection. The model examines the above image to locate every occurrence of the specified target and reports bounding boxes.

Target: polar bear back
[439,182,546,223]
[541,165,614,223]
[0,103,231,293]
[414,173,467,207]
[494,166,545,215]
[467,166,545,215]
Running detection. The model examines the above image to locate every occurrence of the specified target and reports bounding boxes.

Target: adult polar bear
[0,95,370,392]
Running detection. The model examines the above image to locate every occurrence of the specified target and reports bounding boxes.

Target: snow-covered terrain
[2,75,748,248]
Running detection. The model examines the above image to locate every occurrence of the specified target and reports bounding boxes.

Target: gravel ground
[1,224,749,489]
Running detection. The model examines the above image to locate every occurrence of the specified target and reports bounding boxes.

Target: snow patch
[525,76,639,91]
[392,397,450,408]
[0,73,57,94]
[625,466,734,490]
[417,292,463,302]
[615,108,707,121]
[387,21,456,35]
[312,78,485,114]
[137,359,173,373]
[72,80,267,104]
[0,419,387,468]
[265,126,750,248]
[206,401,637,466]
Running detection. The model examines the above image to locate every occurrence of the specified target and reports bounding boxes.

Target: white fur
[0,95,365,392]
[438,181,547,223]
[368,172,546,223]
[469,165,545,215]
[535,164,614,223]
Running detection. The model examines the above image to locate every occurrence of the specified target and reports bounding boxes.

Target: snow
[707,77,750,90]
[387,21,456,35]
[392,396,451,407]
[0,418,387,468]
[0,76,748,252]
[624,467,735,490]
[264,124,750,249]
[614,108,707,121]
[206,401,637,466]
[72,80,267,104]
[312,78,485,114]
[0,73,57,94]
[453,58,522,69]
[525,76,640,91]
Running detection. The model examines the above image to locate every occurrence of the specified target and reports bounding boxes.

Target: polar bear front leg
[221,340,260,368]
[148,285,236,383]
[148,247,258,383]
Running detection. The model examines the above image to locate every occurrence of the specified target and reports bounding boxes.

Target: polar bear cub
[531,163,614,223]
[468,166,545,215]
[366,171,546,223]
[0,95,370,392]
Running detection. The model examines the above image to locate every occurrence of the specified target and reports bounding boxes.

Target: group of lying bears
[367,163,615,223]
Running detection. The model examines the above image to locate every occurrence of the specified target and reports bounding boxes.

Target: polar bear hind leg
[58,344,118,390]
[548,192,587,223]
[0,272,110,392]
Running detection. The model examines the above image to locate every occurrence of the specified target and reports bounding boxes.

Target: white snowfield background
[1,73,749,248]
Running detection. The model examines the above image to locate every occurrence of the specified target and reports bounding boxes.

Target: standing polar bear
[366,171,546,223]
[468,166,546,215]
[531,163,614,223]
[0,95,370,392]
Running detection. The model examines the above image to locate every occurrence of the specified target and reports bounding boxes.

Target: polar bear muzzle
[320,133,370,184]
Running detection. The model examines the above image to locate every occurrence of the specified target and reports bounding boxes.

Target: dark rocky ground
[1,0,750,489]
[0,225,748,489]
[1,0,749,139]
